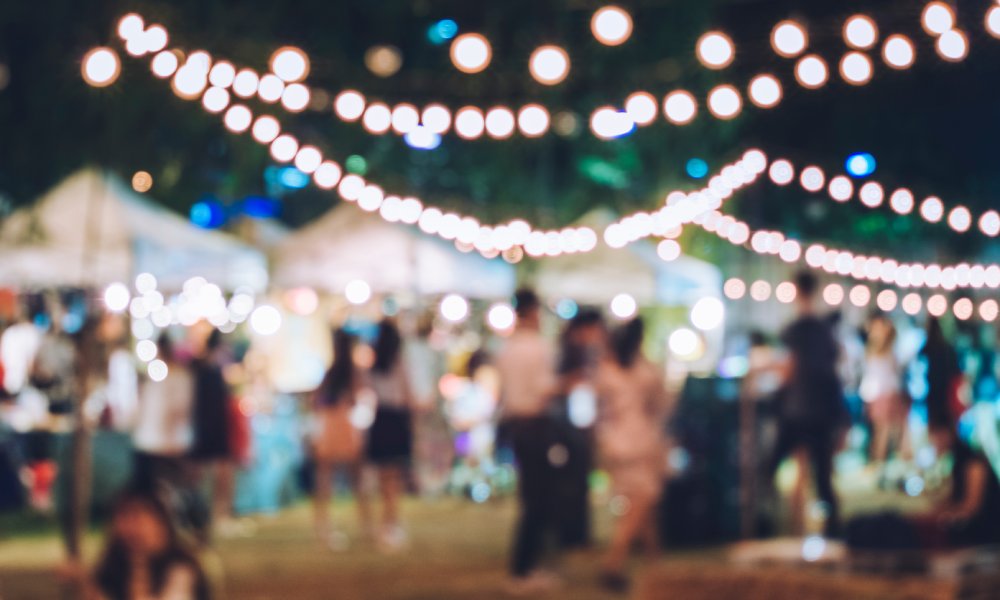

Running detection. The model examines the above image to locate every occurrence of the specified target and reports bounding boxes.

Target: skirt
[367,406,413,465]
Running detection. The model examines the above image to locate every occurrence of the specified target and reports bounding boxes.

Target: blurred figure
[553,308,606,550]
[861,314,909,466]
[311,328,369,550]
[367,319,415,550]
[768,271,847,538]
[496,289,561,593]
[132,335,195,512]
[1,307,41,397]
[921,317,963,425]
[594,318,669,591]
[89,489,210,600]
[189,330,234,541]
[30,317,76,416]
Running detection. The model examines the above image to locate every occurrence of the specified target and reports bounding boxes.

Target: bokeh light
[795,54,828,89]
[270,46,310,82]
[696,32,735,69]
[707,85,742,119]
[334,90,366,121]
[690,297,725,330]
[922,2,955,36]
[250,305,282,335]
[844,15,878,49]
[591,6,633,46]
[882,35,915,69]
[82,47,121,87]
[748,74,782,108]
[771,20,808,58]
[529,45,570,85]
[840,52,873,85]
[610,293,637,319]
[345,280,371,305]
[450,33,492,73]
[440,294,470,322]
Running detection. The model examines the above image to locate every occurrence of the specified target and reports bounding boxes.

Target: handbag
[313,403,362,463]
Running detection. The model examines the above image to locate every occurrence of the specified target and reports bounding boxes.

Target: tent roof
[0,169,268,291]
[273,204,515,298]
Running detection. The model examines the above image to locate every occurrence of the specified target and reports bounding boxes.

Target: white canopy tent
[273,204,516,298]
[534,209,723,305]
[0,169,268,291]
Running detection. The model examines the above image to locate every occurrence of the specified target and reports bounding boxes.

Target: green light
[345,155,367,175]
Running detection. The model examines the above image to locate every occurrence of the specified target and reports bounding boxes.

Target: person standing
[311,328,370,550]
[495,289,561,592]
[920,317,962,424]
[860,314,909,466]
[594,318,670,591]
[768,271,848,538]
[132,335,194,497]
[189,330,234,542]
[366,319,415,551]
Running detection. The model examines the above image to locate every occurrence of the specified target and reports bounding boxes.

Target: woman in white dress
[860,315,909,466]
[594,318,671,590]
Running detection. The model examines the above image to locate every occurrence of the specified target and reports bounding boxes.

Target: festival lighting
[201,87,230,113]
[148,360,168,382]
[690,297,725,330]
[723,278,746,299]
[936,29,968,62]
[252,116,280,143]
[117,14,144,40]
[82,47,121,87]
[610,293,637,319]
[209,61,235,87]
[364,45,402,78]
[707,85,742,119]
[454,107,486,139]
[362,103,392,134]
[104,283,131,312]
[922,2,955,36]
[845,153,876,177]
[151,51,179,78]
[657,239,681,261]
[250,305,282,335]
[485,107,516,139]
[748,74,782,108]
[223,105,252,132]
[686,158,709,179]
[281,83,310,112]
[136,339,158,362]
[404,126,442,150]
[696,32,735,69]
[344,280,371,305]
[450,33,491,73]
[624,92,657,125]
[390,104,420,134]
[663,91,698,124]
[232,69,259,97]
[668,328,702,359]
[882,35,916,69]
[270,46,310,82]
[421,104,451,134]
[487,303,516,331]
[529,45,570,85]
[269,134,298,162]
[771,20,808,58]
[334,90,366,121]
[517,105,550,137]
[795,54,828,89]
[840,52,873,85]
[591,6,633,46]
[590,107,634,139]
[440,294,470,322]
[844,15,878,49]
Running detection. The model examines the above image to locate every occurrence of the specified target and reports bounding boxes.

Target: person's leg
[313,461,332,538]
[807,429,840,538]
[869,401,890,464]
[212,459,236,527]
[349,463,374,538]
[603,493,656,574]
[790,449,810,536]
[509,420,551,578]
[378,465,403,530]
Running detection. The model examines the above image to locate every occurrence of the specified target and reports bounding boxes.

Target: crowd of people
[1,273,999,598]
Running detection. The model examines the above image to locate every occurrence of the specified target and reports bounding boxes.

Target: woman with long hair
[91,490,209,600]
[594,318,671,591]
[366,319,415,551]
[312,328,370,550]
[860,314,909,466]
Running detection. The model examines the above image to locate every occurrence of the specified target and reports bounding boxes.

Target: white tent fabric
[273,205,515,298]
[0,169,268,291]
[534,209,722,305]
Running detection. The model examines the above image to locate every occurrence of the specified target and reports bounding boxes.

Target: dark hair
[794,270,819,298]
[569,308,603,331]
[205,329,223,352]
[157,333,175,363]
[748,330,768,347]
[513,288,540,318]
[95,490,209,600]
[925,316,947,350]
[372,319,402,374]
[319,328,356,406]
[611,318,645,368]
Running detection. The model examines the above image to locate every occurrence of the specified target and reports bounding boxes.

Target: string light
[450,33,491,73]
[270,47,310,82]
[922,2,955,36]
[771,20,808,58]
[844,15,878,50]
[362,102,392,134]
[232,69,259,98]
[151,50,179,78]
[748,74,782,108]
[485,106,516,139]
[936,29,968,62]
[663,90,698,124]
[696,32,735,69]
[795,54,828,89]
[624,92,658,125]
[529,45,570,85]
[455,106,486,139]
[882,34,916,69]
[840,52,873,85]
[592,6,633,46]
[707,85,742,119]
[82,47,121,87]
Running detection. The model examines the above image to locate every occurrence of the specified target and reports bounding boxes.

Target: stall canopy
[0,169,268,291]
[534,209,722,305]
[274,204,515,298]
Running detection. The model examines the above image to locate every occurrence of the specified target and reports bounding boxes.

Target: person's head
[748,330,768,348]
[107,490,176,557]
[610,317,645,368]
[927,410,959,457]
[320,328,357,406]
[925,316,946,348]
[563,308,606,345]
[373,319,402,373]
[513,288,541,330]
[332,327,356,364]
[793,270,819,312]
[156,333,176,364]
[867,314,896,355]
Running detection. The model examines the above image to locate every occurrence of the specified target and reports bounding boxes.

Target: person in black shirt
[767,271,848,538]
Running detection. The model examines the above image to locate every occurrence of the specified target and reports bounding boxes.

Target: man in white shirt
[495,289,561,592]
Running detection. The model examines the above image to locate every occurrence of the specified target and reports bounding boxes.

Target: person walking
[594,318,670,591]
[768,271,848,538]
[311,328,370,550]
[367,319,415,551]
[495,289,562,593]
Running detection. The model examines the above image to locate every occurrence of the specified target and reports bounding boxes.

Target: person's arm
[157,564,198,600]
[939,461,989,522]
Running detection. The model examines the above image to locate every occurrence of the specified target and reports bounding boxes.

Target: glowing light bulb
[844,15,878,49]
[151,51,179,78]
[334,90,366,121]
[922,2,955,36]
[823,283,844,306]
[440,294,470,322]
[771,20,808,58]
[663,90,698,125]
[232,69,259,98]
[344,280,371,304]
[748,74,782,108]
[455,107,486,139]
[690,297,725,330]
[840,52,873,85]
[696,32,735,69]
[800,165,825,192]
[314,161,343,189]
[485,106,516,139]
[421,104,451,134]
[391,103,420,134]
[270,46,310,82]
[450,33,492,73]
[294,146,322,173]
[209,61,236,88]
[223,104,252,133]
[795,54,828,89]
[625,92,658,125]
[707,85,742,119]
[882,35,915,69]
[104,283,130,312]
[362,103,392,134]
[487,304,516,331]
[117,14,144,40]
[592,6,633,46]
[769,159,794,185]
[529,45,570,85]
[82,47,121,87]
[920,196,944,222]
[517,104,550,137]
[252,115,280,144]
[269,134,299,163]
[724,278,746,299]
[281,83,310,112]
[610,293,638,319]
[936,29,968,62]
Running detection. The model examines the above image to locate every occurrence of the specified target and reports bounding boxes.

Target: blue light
[190,200,226,229]
[686,158,709,179]
[404,125,442,150]
[555,299,578,320]
[428,19,458,45]
[241,196,281,219]
[278,167,309,189]
[845,152,876,177]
